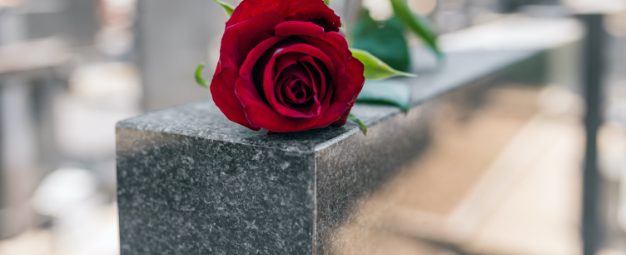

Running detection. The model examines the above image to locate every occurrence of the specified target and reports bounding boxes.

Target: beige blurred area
[331,85,584,255]
[1,0,626,254]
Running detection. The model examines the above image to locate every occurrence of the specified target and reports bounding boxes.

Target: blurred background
[0,0,624,254]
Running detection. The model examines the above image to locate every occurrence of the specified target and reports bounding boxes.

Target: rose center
[283,79,313,105]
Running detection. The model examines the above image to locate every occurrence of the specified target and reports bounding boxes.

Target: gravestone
[116,50,544,254]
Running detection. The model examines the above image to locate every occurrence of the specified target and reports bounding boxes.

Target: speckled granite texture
[116,50,542,254]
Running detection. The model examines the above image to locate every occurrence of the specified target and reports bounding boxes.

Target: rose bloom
[210,0,365,133]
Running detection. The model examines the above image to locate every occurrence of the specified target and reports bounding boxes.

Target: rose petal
[228,0,341,31]
[300,56,328,100]
[211,13,282,130]
[210,62,255,129]
[221,14,282,69]
[262,44,330,101]
[273,54,302,79]
[277,76,322,118]
[290,32,364,126]
[283,79,311,105]
[234,77,319,132]
[274,21,325,37]
[263,51,321,118]
[316,57,365,126]
[238,36,284,79]
[301,32,352,66]
[282,0,341,31]
[227,0,285,27]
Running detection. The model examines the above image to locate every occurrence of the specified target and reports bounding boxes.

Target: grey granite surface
[116,49,542,254]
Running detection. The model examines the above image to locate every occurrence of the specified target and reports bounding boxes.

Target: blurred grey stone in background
[135,0,217,110]
[19,0,98,46]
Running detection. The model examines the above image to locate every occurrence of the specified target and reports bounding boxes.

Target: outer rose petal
[333,111,351,126]
[274,21,325,37]
[221,13,282,68]
[227,0,284,26]
[210,62,252,128]
[282,1,341,31]
[228,0,340,31]
[211,13,280,130]
[318,57,365,126]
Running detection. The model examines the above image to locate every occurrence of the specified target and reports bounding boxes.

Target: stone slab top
[117,49,541,154]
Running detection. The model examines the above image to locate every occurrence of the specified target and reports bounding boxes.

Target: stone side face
[116,128,315,255]
[314,106,432,254]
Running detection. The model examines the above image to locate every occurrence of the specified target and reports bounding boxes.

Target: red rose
[210,0,365,133]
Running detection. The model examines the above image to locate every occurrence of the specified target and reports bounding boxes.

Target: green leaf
[351,48,415,80]
[195,64,209,88]
[350,9,411,72]
[323,0,330,5]
[389,0,443,58]
[213,0,234,16]
[357,80,411,112]
[348,114,367,135]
